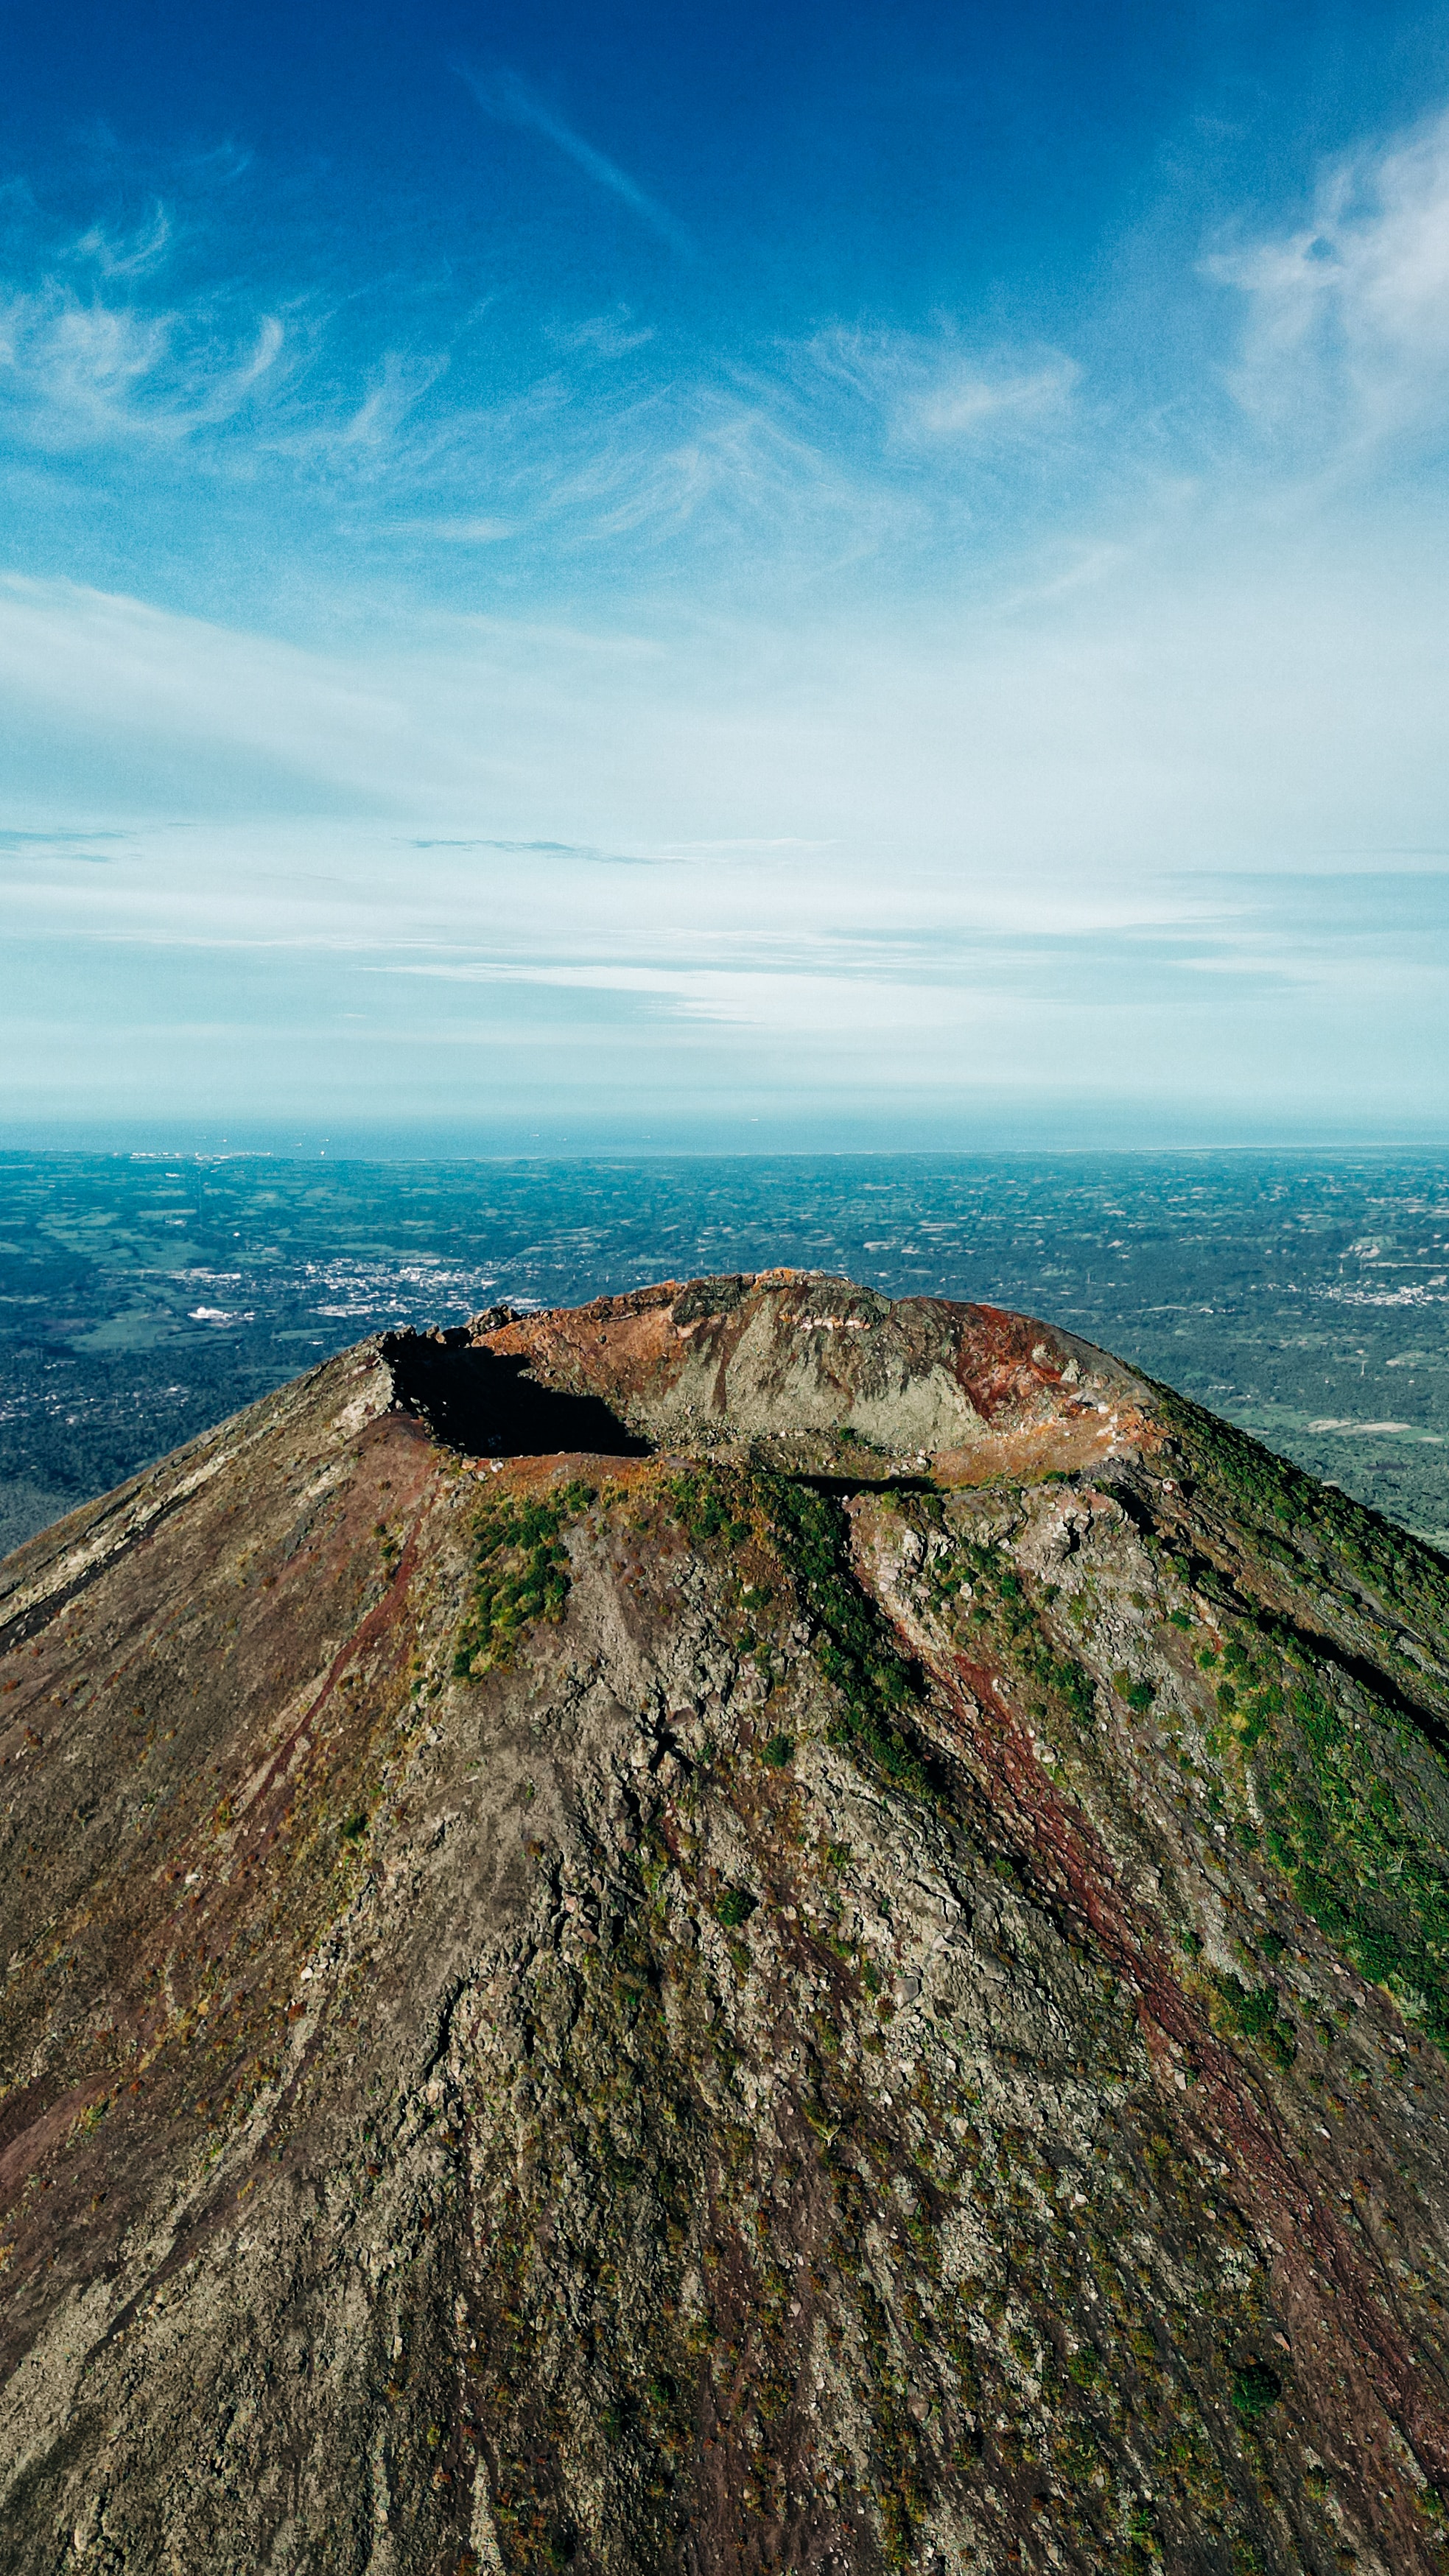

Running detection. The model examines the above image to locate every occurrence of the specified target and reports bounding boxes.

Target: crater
[383,1332,650,1460]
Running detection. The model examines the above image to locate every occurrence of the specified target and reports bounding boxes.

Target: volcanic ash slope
[4,1273,1449,2575]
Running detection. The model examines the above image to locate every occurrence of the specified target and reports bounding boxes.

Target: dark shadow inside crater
[386,1336,651,1459]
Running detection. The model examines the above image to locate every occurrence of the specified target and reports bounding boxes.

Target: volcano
[4,1272,1449,2575]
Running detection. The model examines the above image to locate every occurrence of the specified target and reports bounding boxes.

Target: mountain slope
[4,1271,1449,2575]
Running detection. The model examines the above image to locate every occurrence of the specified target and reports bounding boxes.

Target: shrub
[670,1470,751,1546]
[1215,1973,1295,2068]
[716,1887,757,1929]
[1230,2362,1282,2421]
[1112,1669,1155,1710]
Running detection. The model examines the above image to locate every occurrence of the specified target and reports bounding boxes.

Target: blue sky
[2,0,1448,1146]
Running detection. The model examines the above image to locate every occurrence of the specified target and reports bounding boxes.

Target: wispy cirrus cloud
[0,152,1087,580]
[2,104,1448,835]
[1207,103,1449,449]
[798,323,1079,452]
[460,66,692,256]
[0,263,289,451]
[324,347,452,460]
[70,201,172,279]
[544,308,655,359]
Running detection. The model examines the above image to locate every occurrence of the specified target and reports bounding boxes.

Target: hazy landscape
[4,1148,1446,1558]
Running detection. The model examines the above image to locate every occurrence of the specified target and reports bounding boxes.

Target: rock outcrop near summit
[4,1274,1449,2575]
[395,1271,1151,1478]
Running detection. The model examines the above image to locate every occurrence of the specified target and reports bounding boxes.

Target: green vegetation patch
[1174,1600,1449,2043]
[1212,1973,1295,2071]
[1229,2362,1282,2422]
[715,1886,757,1929]
[453,1478,597,1679]
[1115,1672,1156,1713]
[760,1474,935,1797]
[668,1470,752,1549]
[1144,1389,1449,2050]
[1249,1661,1449,2049]
[1157,1385,1449,1643]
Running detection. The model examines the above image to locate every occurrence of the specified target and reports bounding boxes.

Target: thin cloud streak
[460,66,693,255]
[2,485,1448,864]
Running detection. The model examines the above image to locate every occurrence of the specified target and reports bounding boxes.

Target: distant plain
[1,1149,1446,1556]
